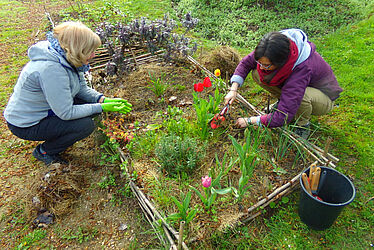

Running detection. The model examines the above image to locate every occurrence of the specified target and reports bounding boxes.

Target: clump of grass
[147,72,169,97]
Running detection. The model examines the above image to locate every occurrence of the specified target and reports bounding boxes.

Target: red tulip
[203,77,212,88]
[210,122,218,129]
[194,82,204,92]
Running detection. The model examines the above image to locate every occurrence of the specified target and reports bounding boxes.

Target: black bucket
[298,166,355,230]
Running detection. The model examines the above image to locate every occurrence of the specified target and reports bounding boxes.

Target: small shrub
[155,133,204,176]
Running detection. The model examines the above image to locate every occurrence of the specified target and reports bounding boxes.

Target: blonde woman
[4,21,131,165]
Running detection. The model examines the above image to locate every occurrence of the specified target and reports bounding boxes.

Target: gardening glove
[101,102,129,113]
[118,104,132,114]
[104,97,132,107]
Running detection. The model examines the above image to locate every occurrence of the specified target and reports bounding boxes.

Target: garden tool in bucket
[210,104,230,129]
[299,166,355,230]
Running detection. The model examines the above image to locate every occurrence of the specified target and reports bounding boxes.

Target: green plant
[191,154,235,209]
[174,83,186,91]
[191,176,216,209]
[98,171,117,189]
[212,153,237,186]
[192,91,214,140]
[206,84,224,115]
[191,175,232,209]
[154,133,204,177]
[173,0,369,48]
[147,73,169,97]
[163,117,194,138]
[16,229,47,249]
[229,129,260,202]
[126,130,159,159]
[156,105,195,138]
[99,139,120,166]
[61,226,98,243]
[167,191,198,225]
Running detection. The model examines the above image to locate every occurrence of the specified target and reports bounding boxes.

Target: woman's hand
[224,82,239,105]
[104,97,132,106]
[224,90,238,105]
[235,116,261,128]
[101,102,132,114]
[235,118,249,128]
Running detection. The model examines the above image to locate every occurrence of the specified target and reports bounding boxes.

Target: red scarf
[257,40,299,86]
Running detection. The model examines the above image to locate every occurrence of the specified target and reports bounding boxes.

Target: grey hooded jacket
[4,41,103,128]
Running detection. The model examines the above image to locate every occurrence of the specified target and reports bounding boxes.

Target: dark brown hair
[254,32,290,67]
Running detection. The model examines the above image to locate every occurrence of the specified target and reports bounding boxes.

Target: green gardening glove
[103,97,132,114]
[104,97,132,107]
[118,104,132,114]
[101,102,126,112]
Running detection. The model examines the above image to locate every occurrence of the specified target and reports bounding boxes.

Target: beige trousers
[252,70,334,126]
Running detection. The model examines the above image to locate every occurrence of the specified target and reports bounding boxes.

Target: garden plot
[87,15,337,246]
[91,53,336,244]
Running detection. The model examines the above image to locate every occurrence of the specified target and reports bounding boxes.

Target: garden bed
[90,46,337,246]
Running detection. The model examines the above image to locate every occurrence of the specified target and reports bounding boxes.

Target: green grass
[208,192,372,248]
[16,229,47,249]
[174,0,372,48]
[59,0,174,26]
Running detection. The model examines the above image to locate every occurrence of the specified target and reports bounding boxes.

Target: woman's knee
[304,87,333,116]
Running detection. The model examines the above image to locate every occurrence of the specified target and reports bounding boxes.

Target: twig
[43,7,55,28]
[132,183,189,249]
[242,184,297,224]
[163,225,177,250]
[238,211,262,225]
[366,196,374,204]
[129,181,167,247]
[129,47,138,68]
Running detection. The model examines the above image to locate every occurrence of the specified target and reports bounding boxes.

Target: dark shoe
[293,124,311,139]
[32,145,68,165]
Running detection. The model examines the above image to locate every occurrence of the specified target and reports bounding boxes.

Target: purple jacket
[232,35,342,128]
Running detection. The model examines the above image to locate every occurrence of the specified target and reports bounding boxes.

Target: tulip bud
[201,176,212,188]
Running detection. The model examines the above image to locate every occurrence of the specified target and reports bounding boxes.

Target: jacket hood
[281,29,311,68]
[28,41,72,69]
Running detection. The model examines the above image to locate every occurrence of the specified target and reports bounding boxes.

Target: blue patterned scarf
[46,31,90,72]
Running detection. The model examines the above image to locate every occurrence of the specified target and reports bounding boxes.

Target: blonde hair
[53,21,101,67]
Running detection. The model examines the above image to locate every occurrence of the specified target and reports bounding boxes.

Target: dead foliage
[25,163,86,219]
[201,46,241,79]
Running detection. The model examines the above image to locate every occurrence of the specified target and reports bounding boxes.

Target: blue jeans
[7,116,95,155]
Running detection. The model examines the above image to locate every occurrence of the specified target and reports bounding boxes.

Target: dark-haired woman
[224,29,342,138]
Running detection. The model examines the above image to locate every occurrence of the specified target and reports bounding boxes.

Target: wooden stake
[178,221,185,250]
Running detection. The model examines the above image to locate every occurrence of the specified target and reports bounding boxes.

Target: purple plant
[95,13,199,76]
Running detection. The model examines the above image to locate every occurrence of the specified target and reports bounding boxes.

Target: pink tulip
[201,176,212,188]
